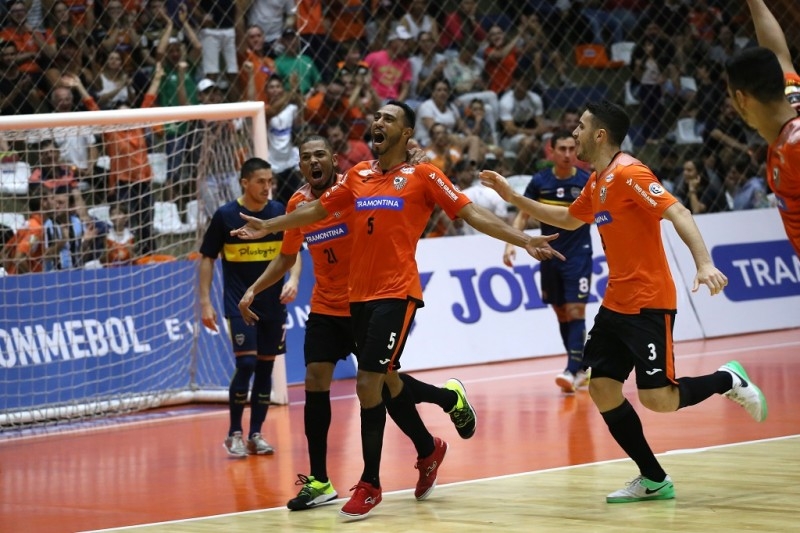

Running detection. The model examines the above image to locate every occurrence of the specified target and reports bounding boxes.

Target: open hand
[524,233,565,262]
[479,170,514,202]
[230,213,273,239]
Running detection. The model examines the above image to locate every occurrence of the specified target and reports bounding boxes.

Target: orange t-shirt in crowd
[304,91,367,140]
[0,28,54,73]
[238,49,277,108]
[296,0,325,36]
[569,153,678,314]
[766,110,800,257]
[84,93,156,187]
[327,0,365,43]
[484,46,517,94]
[319,160,471,302]
[6,214,44,274]
[281,176,353,316]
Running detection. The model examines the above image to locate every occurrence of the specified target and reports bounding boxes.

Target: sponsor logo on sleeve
[594,210,612,226]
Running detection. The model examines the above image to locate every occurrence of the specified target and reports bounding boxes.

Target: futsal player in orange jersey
[725,0,800,256]
[238,136,478,512]
[232,100,562,520]
[480,100,768,504]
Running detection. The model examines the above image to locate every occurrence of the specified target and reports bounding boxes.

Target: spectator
[683,156,726,214]
[260,73,303,207]
[94,0,141,75]
[334,40,369,80]
[703,97,752,171]
[414,79,468,147]
[295,0,335,76]
[708,23,744,66]
[274,28,321,95]
[326,0,366,67]
[0,40,42,115]
[517,11,573,89]
[687,0,723,43]
[69,70,161,256]
[0,1,57,76]
[246,0,295,57]
[544,108,592,172]
[42,35,94,92]
[483,25,522,95]
[363,26,413,102]
[5,193,48,275]
[424,122,463,176]
[102,204,135,266]
[42,186,84,271]
[581,0,641,44]
[398,0,439,44]
[408,30,447,103]
[439,0,486,54]
[195,0,238,86]
[681,61,726,137]
[304,76,367,141]
[92,50,132,109]
[45,1,90,44]
[721,155,768,211]
[464,98,501,158]
[630,25,675,144]
[498,71,548,170]
[236,23,277,106]
[27,137,88,220]
[457,159,510,234]
[327,119,372,173]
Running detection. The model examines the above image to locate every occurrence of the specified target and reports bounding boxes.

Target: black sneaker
[444,378,477,439]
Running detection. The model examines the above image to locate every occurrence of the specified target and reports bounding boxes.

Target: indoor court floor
[1,328,798,532]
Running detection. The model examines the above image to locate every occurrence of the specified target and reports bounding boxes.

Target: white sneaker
[223,431,247,458]
[247,432,275,455]
[575,368,591,388]
[555,371,576,393]
[606,475,675,503]
[719,361,768,422]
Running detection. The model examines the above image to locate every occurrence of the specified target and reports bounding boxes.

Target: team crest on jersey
[571,187,582,198]
[599,186,607,203]
[357,169,373,177]
[400,166,414,174]
[333,211,342,218]
[773,167,780,187]
[393,176,408,190]
[235,334,245,346]
[648,183,665,196]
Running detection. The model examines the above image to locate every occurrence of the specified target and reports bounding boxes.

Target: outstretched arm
[746,0,797,74]
[458,203,565,262]
[480,170,585,230]
[661,203,728,295]
[231,200,329,239]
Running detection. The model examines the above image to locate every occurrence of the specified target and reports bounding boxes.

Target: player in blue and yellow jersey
[503,130,593,393]
[198,157,302,458]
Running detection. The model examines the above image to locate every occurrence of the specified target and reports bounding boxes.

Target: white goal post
[0,102,293,428]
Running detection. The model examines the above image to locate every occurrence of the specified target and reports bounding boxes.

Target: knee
[638,388,678,413]
[304,363,333,391]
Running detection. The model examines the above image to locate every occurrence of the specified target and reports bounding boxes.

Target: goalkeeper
[238,136,478,511]
[198,157,301,457]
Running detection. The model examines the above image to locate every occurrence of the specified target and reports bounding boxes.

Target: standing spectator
[326,0,366,66]
[438,0,486,54]
[304,76,367,141]
[0,1,56,76]
[363,26,412,103]
[69,69,162,256]
[274,28,321,95]
[294,0,335,77]
[196,0,238,86]
[246,0,295,57]
[0,41,42,115]
[198,157,300,458]
[498,71,547,170]
[407,30,446,104]
[397,0,439,44]
[326,119,372,173]
[481,100,765,505]
[261,73,303,206]
[483,25,523,95]
[236,23,276,106]
[502,130,593,393]
[92,50,131,109]
[94,0,141,75]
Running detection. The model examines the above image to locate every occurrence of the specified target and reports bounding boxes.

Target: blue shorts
[227,313,287,357]
[539,252,592,306]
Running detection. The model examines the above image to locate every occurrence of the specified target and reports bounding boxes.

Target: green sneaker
[287,474,338,511]
[444,378,477,439]
[719,360,768,422]
[606,475,675,503]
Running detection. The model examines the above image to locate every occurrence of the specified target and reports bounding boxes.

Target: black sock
[601,399,666,482]
[386,385,435,458]
[228,361,255,435]
[305,390,331,482]
[565,319,586,374]
[249,359,274,436]
[399,373,457,412]
[360,403,386,488]
[677,371,734,409]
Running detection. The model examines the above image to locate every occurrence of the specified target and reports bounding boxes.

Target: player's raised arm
[231,199,329,239]
[480,170,585,231]
[746,0,797,75]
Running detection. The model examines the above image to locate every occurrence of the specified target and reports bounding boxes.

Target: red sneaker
[414,437,448,500]
[339,480,382,520]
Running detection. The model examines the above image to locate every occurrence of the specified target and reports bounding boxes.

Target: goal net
[0,102,292,429]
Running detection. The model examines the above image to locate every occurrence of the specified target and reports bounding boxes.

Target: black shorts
[304,312,357,366]
[349,298,419,374]
[540,252,592,306]
[583,306,677,389]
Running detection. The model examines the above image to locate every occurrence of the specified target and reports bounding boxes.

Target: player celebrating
[232,101,562,520]
[724,0,799,256]
[198,157,301,458]
[238,135,478,511]
[480,100,767,503]
[503,130,593,393]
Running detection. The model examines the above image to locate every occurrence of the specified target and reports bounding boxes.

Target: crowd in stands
[0,0,792,274]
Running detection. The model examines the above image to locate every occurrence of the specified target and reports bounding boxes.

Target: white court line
[79,433,800,532]
[4,337,799,442]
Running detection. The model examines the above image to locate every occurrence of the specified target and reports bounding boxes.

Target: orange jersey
[296,0,325,35]
[238,49,277,107]
[282,177,352,316]
[319,161,471,303]
[766,115,800,256]
[6,214,44,274]
[569,153,678,314]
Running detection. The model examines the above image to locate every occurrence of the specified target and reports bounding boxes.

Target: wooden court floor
[1,329,799,533]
